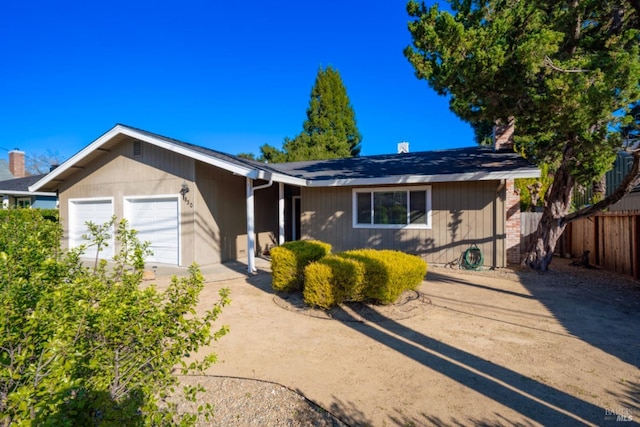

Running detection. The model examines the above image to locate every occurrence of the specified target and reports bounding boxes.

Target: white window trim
[16,197,31,208]
[352,186,432,229]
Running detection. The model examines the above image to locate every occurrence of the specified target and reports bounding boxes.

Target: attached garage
[31,125,540,271]
[124,196,180,265]
[69,198,115,259]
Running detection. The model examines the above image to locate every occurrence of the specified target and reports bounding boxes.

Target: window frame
[16,197,31,208]
[352,186,432,229]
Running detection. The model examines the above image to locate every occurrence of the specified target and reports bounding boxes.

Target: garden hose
[462,243,484,270]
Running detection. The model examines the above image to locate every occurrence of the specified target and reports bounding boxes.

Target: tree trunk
[522,149,640,271]
[521,162,575,271]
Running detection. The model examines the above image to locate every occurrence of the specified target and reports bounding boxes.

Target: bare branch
[544,56,590,73]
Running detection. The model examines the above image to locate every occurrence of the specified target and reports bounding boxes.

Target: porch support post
[278,182,285,245]
[246,177,255,273]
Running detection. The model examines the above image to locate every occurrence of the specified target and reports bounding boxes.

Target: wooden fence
[567,211,640,280]
[521,212,543,255]
[522,211,640,280]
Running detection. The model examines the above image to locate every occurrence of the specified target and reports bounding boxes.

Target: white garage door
[69,199,115,260]
[125,197,179,265]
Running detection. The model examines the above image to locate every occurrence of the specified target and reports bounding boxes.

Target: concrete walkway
[142,257,272,284]
[151,259,640,426]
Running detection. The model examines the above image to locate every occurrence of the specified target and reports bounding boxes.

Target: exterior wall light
[180,182,190,196]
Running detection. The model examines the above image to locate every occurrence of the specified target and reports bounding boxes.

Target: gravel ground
[173,375,348,426]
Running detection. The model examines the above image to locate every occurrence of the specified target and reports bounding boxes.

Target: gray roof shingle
[0,174,48,192]
[267,146,536,182]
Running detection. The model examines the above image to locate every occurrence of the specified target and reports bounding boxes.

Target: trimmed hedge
[270,240,332,292]
[339,249,427,304]
[303,255,366,309]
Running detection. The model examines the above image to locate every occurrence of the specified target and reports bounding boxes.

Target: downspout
[246,177,273,273]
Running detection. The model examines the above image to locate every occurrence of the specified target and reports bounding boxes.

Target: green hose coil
[463,244,484,270]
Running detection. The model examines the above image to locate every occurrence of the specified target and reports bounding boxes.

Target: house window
[16,197,31,208]
[353,186,432,229]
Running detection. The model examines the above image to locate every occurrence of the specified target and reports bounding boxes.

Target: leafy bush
[340,250,427,304]
[302,262,335,309]
[303,255,366,308]
[271,240,331,292]
[0,212,229,426]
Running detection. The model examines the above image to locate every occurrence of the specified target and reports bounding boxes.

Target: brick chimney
[9,150,26,178]
[493,117,515,151]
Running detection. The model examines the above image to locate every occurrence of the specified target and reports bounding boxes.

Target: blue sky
[0,0,475,165]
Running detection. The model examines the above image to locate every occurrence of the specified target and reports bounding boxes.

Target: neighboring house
[0,149,27,180]
[573,151,640,211]
[608,152,640,211]
[0,150,57,208]
[31,124,539,270]
[0,174,58,209]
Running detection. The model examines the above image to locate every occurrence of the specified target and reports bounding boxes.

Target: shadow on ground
[213,258,640,426]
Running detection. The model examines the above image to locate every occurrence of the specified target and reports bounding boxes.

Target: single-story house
[31,124,539,271]
[0,150,57,208]
[0,174,58,209]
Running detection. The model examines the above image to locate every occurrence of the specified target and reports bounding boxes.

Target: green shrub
[303,262,335,309]
[303,255,366,308]
[271,240,331,292]
[340,249,427,304]
[0,214,229,426]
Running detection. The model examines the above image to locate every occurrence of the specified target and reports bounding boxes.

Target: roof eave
[0,190,57,197]
[305,168,541,187]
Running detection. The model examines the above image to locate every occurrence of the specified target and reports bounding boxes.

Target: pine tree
[260,66,362,162]
[405,0,640,271]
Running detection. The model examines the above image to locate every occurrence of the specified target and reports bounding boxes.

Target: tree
[0,210,229,425]
[622,102,640,144]
[405,0,640,270]
[236,152,257,161]
[26,149,65,175]
[259,66,362,162]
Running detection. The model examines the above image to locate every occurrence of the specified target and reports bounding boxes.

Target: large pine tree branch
[562,150,640,224]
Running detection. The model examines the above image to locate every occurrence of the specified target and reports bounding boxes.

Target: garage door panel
[126,197,179,265]
[70,199,114,259]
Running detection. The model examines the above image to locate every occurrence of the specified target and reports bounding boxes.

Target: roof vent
[133,140,142,156]
[397,142,409,154]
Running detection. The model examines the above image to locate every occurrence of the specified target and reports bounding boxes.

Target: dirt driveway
[187,259,640,426]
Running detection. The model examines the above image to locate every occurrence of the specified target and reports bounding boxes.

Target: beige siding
[193,164,280,264]
[301,181,507,267]
[58,137,196,265]
[194,162,244,263]
[58,136,281,267]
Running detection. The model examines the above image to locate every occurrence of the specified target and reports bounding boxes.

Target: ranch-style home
[0,150,57,209]
[31,124,539,272]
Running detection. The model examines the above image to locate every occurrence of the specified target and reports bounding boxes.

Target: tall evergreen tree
[405,0,640,271]
[260,66,362,162]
